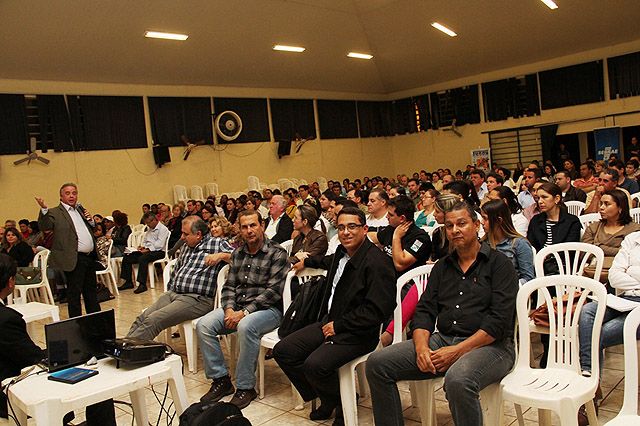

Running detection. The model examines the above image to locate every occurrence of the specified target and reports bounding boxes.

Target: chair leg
[413,380,437,426]
[182,324,197,373]
[338,364,359,426]
[557,402,580,426]
[292,385,304,410]
[479,383,503,426]
[585,400,598,425]
[355,362,368,398]
[514,403,525,426]
[258,346,266,399]
[538,408,552,426]
[109,270,119,295]
[148,264,155,289]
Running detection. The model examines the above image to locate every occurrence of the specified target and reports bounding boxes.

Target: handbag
[529,291,582,328]
[15,266,42,285]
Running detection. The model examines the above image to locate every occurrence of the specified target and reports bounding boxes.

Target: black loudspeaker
[153,145,171,167]
[277,140,291,159]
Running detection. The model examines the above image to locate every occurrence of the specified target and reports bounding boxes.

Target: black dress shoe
[200,376,234,403]
[310,403,337,421]
[118,282,134,290]
[133,285,147,294]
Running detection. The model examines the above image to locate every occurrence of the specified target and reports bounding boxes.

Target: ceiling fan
[13,137,50,165]
[181,135,206,160]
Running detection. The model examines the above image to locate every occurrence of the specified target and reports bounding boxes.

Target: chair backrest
[204,182,219,197]
[104,238,114,265]
[392,264,434,345]
[631,192,640,209]
[128,230,146,248]
[631,207,640,224]
[516,276,607,375]
[317,177,328,192]
[427,223,443,239]
[247,176,260,191]
[579,213,601,230]
[215,265,230,309]
[280,239,294,256]
[534,242,604,279]
[132,224,147,233]
[618,306,640,417]
[173,185,189,204]
[282,268,327,313]
[190,185,204,200]
[163,258,179,292]
[32,249,50,284]
[565,201,585,216]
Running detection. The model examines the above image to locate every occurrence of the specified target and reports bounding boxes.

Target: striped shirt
[221,238,289,314]
[169,234,234,297]
[544,220,557,248]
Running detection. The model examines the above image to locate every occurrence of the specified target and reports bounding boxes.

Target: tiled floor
[22,284,630,426]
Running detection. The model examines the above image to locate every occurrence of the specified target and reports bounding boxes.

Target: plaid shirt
[169,234,234,297]
[221,238,289,313]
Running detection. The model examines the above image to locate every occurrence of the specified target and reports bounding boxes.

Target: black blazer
[111,225,132,252]
[265,214,294,244]
[527,208,582,251]
[564,186,587,203]
[304,238,396,347]
[3,242,35,267]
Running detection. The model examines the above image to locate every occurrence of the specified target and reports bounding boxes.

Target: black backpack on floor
[278,275,327,338]
[179,401,252,426]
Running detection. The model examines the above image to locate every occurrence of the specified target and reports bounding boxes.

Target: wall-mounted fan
[215,110,243,142]
[181,135,205,160]
[13,137,50,165]
[443,118,463,137]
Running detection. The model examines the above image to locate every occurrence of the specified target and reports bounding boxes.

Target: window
[608,51,640,99]
[482,75,540,122]
[430,85,480,128]
[488,127,542,171]
[539,61,604,109]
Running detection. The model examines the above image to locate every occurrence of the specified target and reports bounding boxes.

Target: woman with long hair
[487,185,529,237]
[414,189,439,228]
[481,200,534,285]
[225,198,238,224]
[110,211,132,257]
[2,227,34,267]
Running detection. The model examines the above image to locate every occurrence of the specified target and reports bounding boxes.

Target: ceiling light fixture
[431,22,457,37]
[144,31,188,41]
[540,0,559,9]
[273,45,305,52]
[347,52,373,60]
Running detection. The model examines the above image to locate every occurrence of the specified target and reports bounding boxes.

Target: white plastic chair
[565,201,585,216]
[500,275,608,426]
[579,213,601,230]
[131,224,147,233]
[317,177,328,192]
[127,230,146,248]
[96,239,118,296]
[147,233,171,289]
[604,306,640,425]
[12,249,54,305]
[190,185,204,201]
[630,192,640,209]
[204,183,219,197]
[247,176,260,191]
[173,185,189,204]
[257,268,327,408]
[279,239,293,256]
[427,223,443,239]
[631,207,640,224]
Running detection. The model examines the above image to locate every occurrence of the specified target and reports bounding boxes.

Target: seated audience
[275,207,396,425]
[18,219,31,240]
[487,186,529,237]
[366,201,518,426]
[429,194,460,262]
[167,204,184,249]
[365,187,390,232]
[563,159,579,180]
[264,195,294,244]
[25,221,43,247]
[610,160,639,195]
[415,188,438,228]
[93,222,111,270]
[201,205,216,222]
[518,167,542,209]
[2,227,34,267]
[110,211,132,257]
[289,205,328,266]
[139,203,151,224]
[470,169,488,200]
[555,170,587,203]
[574,162,598,193]
[585,168,632,214]
[197,210,288,409]
[581,189,640,282]
[127,216,233,340]
[118,212,170,294]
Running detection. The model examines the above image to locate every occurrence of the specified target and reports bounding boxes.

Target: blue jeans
[196,307,282,390]
[579,296,640,374]
[366,333,515,426]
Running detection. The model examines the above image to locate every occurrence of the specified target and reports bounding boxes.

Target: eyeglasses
[337,223,364,232]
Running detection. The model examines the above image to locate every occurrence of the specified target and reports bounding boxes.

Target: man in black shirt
[366,202,518,426]
[368,195,431,275]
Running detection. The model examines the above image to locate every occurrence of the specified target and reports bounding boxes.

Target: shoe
[332,405,344,426]
[200,376,234,403]
[229,388,258,409]
[133,285,147,294]
[310,403,337,421]
[118,282,134,290]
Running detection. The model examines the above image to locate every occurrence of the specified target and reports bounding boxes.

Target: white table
[6,354,188,426]
[8,302,60,339]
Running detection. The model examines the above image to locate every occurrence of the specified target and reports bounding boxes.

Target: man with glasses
[274,207,395,425]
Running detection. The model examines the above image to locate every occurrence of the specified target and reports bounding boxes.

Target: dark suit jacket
[527,208,582,252]
[0,304,44,417]
[265,214,293,244]
[304,238,396,347]
[38,204,96,271]
[564,186,587,203]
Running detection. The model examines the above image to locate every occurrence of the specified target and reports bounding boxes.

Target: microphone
[76,203,86,214]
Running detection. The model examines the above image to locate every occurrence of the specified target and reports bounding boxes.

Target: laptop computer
[44,309,116,372]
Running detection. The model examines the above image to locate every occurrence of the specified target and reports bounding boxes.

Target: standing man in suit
[264,195,293,243]
[36,183,100,318]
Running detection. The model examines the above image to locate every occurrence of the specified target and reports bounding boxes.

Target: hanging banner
[594,127,621,161]
[471,148,490,171]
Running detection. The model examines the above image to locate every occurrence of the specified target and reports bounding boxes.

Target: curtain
[317,100,358,139]
[269,99,316,141]
[357,101,393,138]
[540,124,559,164]
[431,86,480,128]
[213,97,269,143]
[36,95,72,152]
[390,98,415,135]
[539,61,604,110]
[482,75,539,122]
[0,94,28,155]
[148,97,213,147]
[608,51,640,99]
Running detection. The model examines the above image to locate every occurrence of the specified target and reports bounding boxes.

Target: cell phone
[48,367,99,384]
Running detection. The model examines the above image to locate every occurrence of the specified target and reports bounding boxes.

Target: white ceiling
[1,0,639,95]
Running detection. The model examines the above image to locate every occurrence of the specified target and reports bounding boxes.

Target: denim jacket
[496,237,535,286]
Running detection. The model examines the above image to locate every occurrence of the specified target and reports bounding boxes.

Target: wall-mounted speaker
[277,140,291,159]
[153,145,171,167]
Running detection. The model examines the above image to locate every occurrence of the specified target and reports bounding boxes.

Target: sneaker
[229,388,258,409]
[200,376,234,403]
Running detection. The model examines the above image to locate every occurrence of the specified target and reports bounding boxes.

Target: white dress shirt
[142,222,170,251]
[265,213,283,240]
[328,253,350,311]
[43,203,94,253]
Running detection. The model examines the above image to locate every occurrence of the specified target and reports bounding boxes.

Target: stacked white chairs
[173,185,189,205]
[204,183,219,197]
[257,268,327,408]
[565,201,585,217]
[12,249,54,305]
[299,179,308,185]
[247,176,260,191]
[267,184,280,191]
[604,306,640,425]
[190,185,204,201]
[317,177,328,192]
[96,239,119,296]
[278,179,295,191]
[631,207,640,224]
[500,275,607,426]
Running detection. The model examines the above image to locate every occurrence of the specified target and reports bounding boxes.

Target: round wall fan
[215,111,243,142]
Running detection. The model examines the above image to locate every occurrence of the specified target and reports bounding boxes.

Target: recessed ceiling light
[431,22,457,37]
[540,0,559,9]
[347,52,373,60]
[273,45,305,52]
[144,31,188,41]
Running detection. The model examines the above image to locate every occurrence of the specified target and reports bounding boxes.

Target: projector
[103,338,167,368]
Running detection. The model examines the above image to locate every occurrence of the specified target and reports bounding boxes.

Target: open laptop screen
[45,309,116,372]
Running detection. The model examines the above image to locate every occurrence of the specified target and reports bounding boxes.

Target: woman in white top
[486,185,529,237]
